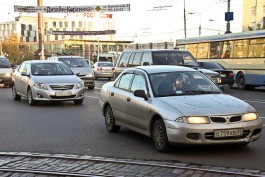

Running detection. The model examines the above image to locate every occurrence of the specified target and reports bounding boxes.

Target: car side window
[18,63,29,73]
[141,52,152,65]
[18,63,26,73]
[130,74,147,93]
[131,52,143,67]
[115,73,134,90]
[117,52,130,67]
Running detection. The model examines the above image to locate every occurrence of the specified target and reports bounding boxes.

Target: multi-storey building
[0,13,132,61]
[243,0,265,31]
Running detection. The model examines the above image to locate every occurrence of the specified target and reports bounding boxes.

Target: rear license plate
[220,74,226,77]
[55,91,71,96]
[214,129,243,138]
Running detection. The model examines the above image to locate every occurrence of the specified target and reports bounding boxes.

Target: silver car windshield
[150,71,221,97]
[31,63,74,76]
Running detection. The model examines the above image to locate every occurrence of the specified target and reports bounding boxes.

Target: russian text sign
[52,30,116,35]
[14,4,130,13]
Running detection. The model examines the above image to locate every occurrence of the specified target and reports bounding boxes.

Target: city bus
[175,30,265,89]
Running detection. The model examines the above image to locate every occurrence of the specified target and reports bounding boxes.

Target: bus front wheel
[236,72,246,90]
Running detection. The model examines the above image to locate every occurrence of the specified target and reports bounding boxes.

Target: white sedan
[99,65,262,152]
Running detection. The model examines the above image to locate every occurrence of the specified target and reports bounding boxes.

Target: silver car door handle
[127,97,130,102]
[111,92,114,96]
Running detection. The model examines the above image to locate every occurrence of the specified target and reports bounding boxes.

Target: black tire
[12,84,21,101]
[236,72,246,90]
[27,88,37,106]
[105,105,120,133]
[152,119,171,152]
[74,99,83,105]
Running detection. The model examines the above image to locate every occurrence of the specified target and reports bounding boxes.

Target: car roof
[126,65,196,74]
[122,49,188,52]
[25,60,63,64]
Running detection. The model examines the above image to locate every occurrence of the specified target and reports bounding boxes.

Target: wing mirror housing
[134,90,148,101]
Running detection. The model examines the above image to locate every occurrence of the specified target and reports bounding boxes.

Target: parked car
[198,61,234,86]
[99,65,262,152]
[0,57,13,87]
[93,61,115,80]
[114,49,221,85]
[12,60,86,106]
[47,56,95,89]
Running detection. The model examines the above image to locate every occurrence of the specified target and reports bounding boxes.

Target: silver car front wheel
[27,88,37,106]
[12,84,21,101]
[152,119,171,152]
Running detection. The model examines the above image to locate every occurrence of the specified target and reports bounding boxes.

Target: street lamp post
[188,12,201,37]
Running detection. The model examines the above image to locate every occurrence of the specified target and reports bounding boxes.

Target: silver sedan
[99,65,262,152]
[12,60,85,106]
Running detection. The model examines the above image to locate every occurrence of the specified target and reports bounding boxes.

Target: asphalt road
[0,81,264,171]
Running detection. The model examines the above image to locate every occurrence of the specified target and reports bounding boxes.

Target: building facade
[0,13,132,61]
[243,0,265,31]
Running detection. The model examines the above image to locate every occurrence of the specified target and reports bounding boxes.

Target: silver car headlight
[75,82,84,89]
[176,116,210,124]
[33,83,48,90]
[242,113,258,121]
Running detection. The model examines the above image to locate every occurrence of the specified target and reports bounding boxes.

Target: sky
[0,0,243,43]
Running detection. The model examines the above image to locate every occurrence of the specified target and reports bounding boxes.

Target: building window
[251,6,256,16]
[53,22,56,28]
[59,22,63,28]
[65,22,68,28]
[263,5,265,14]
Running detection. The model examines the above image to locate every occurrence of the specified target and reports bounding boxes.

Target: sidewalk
[0,152,264,177]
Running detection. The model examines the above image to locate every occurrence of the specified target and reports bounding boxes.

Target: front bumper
[0,76,12,85]
[31,86,85,101]
[164,119,262,145]
[79,76,95,87]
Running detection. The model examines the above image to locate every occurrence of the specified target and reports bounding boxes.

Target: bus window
[196,43,209,59]
[249,38,265,57]
[234,40,248,58]
[187,44,197,58]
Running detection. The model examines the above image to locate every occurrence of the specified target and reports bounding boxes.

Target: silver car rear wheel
[27,88,37,106]
[105,105,120,133]
[152,119,171,152]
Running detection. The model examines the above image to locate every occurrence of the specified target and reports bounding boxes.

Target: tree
[2,34,33,65]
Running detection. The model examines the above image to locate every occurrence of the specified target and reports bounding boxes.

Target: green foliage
[2,34,33,65]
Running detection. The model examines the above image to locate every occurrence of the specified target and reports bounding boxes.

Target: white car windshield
[150,71,221,97]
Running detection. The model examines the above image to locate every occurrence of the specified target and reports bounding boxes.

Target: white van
[47,56,95,89]
[0,56,13,87]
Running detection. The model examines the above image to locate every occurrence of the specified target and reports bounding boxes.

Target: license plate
[214,129,243,138]
[220,74,226,77]
[55,91,71,96]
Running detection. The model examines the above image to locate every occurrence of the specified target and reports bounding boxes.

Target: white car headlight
[75,82,84,89]
[242,113,258,121]
[4,73,12,77]
[176,116,210,124]
[86,73,94,77]
[33,83,48,90]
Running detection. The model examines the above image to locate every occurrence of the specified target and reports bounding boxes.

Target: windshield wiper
[184,90,221,95]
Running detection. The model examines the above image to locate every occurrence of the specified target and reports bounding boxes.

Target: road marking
[243,100,265,104]
[85,95,99,99]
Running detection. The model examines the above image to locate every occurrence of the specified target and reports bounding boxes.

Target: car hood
[70,67,93,75]
[0,68,13,73]
[198,68,219,76]
[31,75,81,83]
[157,94,255,116]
